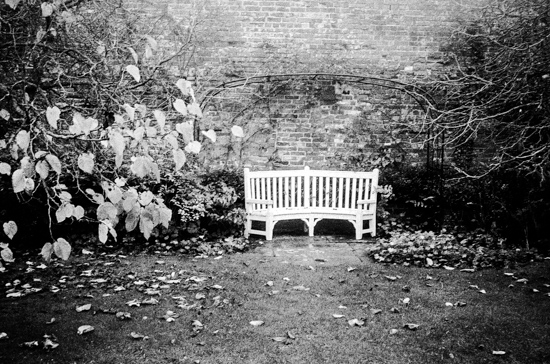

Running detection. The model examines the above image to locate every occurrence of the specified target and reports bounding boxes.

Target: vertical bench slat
[326,177,329,208]
[358,177,364,210]
[266,176,272,208]
[277,177,283,208]
[261,177,266,208]
[297,174,302,207]
[291,176,296,208]
[284,176,289,207]
[331,177,337,208]
[351,177,357,209]
[338,177,344,208]
[311,175,317,207]
[304,168,310,208]
[345,177,351,209]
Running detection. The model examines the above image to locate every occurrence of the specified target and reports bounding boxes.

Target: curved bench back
[244,167,379,212]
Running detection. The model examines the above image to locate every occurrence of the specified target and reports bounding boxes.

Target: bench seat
[244,167,379,240]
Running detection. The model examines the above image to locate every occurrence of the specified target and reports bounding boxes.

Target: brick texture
[124,0,478,169]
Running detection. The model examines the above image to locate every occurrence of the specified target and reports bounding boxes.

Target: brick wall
[125,0,479,169]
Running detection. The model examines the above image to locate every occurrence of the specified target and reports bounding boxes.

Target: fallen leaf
[403,323,419,330]
[0,332,8,340]
[390,307,400,313]
[116,312,132,320]
[126,299,140,307]
[385,275,397,281]
[249,320,264,327]
[292,285,310,291]
[478,289,487,294]
[43,337,59,350]
[402,297,410,304]
[76,303,91,312]
[129,332,149,340]
[265,281,274,287]
[515,278,528,284]
[492,351,506,355]
[460,268,475,273]
[389,329,399,335]
[21,340,39,348]
[445,302,454,307]
[338,305,347,309]
[77,325,94,335]
[347,267,356,272]
[272,336,286,342]
[443,266,455,271]
[46,318,56,325]
[332,314,345,318]
[141,298,159,305]
[504,272,515,277]
[370,309,382,315]
[348,318,365,327]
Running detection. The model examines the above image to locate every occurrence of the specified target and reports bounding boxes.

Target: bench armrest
[246,199,274,205]
[357,199,377,205]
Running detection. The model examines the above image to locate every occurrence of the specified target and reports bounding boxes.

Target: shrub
[157,168,245,240]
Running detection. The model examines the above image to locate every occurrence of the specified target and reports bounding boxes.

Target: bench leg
[355,212,363,240]
[244,217,252,238]
[265,213,274,241]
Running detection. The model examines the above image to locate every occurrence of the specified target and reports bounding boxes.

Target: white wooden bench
[243,167,379,240]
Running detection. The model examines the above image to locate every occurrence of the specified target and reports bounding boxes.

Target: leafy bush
[157,168,245,240]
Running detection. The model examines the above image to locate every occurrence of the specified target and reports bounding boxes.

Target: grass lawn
[1,238,549,364]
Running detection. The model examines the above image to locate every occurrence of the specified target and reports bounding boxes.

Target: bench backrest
[244,167,379,211]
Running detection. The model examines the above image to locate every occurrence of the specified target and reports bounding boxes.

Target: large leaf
[1,246,14,262]
[125,206,140,232]
[154,110,166,129]
[11,169,25,193]
[231,125,244,138]
[0,162,11,175]
[80,117,98,135]
[106,186,123,204]
[126,65,140,82]
[46,106,60,129]
[139,214,154,240]
[41,243,53,263]
[175,122,194,143]
[145,35,158,50]
[164,133,179,149]
[0,109,10,120]
[24,177,34,192]
[53,238,71,260]
[16,130,30,150]
[128,47,139,63]
[41,2,54,17]
[201,129,216,143]
[73,206,85,220]
[173,99,188,116]
[109,131,125,168]
[3,221,17,240]
[45,154,62,174]
[123,104,135,121]
[184,141,201,154]
[35,160,50,179]
[176,79,191,97]
[98,223,108,243]
[187,102,203,118]
[158,207,172,229]
[5,0,21,10]
[97,202,118,221]
[77,153,94,174]
[173,149,186,170]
